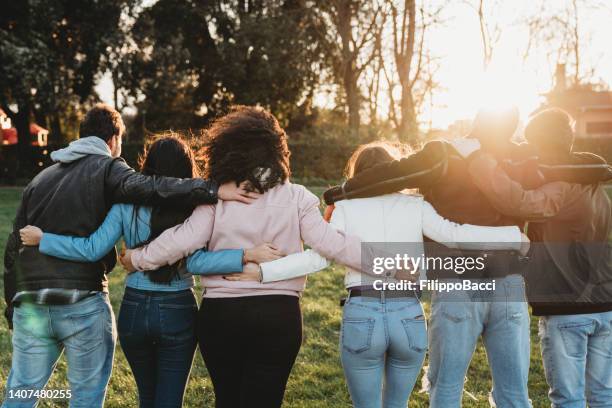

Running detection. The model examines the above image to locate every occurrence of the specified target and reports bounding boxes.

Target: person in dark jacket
[1,104,257,408]
[322,107,611,407]
[466,108,612,408]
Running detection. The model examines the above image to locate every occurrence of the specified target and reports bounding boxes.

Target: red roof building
[0,108,48,146]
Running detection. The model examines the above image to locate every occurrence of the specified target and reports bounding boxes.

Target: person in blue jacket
[19,135,281,408]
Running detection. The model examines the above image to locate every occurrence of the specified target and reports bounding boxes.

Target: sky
[96,0,612,130]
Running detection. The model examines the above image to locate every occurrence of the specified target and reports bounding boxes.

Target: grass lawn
[1,186,611,407]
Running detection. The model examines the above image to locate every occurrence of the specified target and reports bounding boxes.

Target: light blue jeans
[427,274,531,408]
[539,311,612,408]
[340,295,427,408]
[2,293,117,408]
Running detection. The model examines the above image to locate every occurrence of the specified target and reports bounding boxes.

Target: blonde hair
[344,141,405,178]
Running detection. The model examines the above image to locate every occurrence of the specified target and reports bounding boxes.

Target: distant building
[0,108,49,146]
[538,64,612,140]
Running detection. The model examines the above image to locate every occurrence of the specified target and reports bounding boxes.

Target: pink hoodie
[130,182,362,297]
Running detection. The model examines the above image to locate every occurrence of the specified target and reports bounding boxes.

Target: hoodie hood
[50,136,112,164]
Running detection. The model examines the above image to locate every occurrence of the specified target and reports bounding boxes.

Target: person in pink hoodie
[120,106,384,408]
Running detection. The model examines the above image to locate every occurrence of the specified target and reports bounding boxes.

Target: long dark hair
[132,134,199,284]
[203,105,291,193]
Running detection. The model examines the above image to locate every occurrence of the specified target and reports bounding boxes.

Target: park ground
[1,186,611,407]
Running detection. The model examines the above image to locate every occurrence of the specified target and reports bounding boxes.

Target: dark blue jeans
[118,288,197,408]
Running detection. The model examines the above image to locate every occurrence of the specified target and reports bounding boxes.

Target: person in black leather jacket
[1,104,256,408]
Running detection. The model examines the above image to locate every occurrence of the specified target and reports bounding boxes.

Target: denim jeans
[340,295,427,408]
[427,274,531,408]
[539,311,612,408]
[2,293,116,408]
[118,287,198,408]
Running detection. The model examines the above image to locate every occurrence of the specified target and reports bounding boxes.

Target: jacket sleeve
[38,205,124,262]
[106,158,219,208]
[3,188,30,328]
[421,200,522,251]
[468,153,571,221]
[298,188,363,271]
[323,140,448,205]
[130,205,215,271]
[186,249,244,275]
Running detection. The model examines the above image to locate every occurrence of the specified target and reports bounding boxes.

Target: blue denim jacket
[39,204,244,291]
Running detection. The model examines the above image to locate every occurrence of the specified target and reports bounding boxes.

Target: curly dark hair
[204,105,291,193]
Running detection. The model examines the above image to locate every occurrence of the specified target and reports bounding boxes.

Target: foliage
[0,0,138,145]
[119,0,328,133]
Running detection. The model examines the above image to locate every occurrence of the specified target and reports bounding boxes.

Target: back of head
[139,134,198,179]
[345,142,402,178]
[525,108,574,155]
[204,105,290,193]
[471,106,519,151]
[80,103,125,142]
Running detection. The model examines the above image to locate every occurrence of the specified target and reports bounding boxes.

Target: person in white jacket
[228,142,528,408]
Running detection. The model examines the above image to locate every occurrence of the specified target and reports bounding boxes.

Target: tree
[382,0,443,143]
[121,0,327,133]
[315,0,385,138]
[0,0,137,159]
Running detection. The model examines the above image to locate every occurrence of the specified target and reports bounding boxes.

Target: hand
[224,262,262,282]
[323,185,343,205]
[244,243,284,264]
[218,181,261,204]
[20,225,43,246]
[519,233,530,256]
[450,138,480,159]
[119,249,137,273]
[323,204,335,222]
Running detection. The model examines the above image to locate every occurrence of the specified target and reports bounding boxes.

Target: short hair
[79,103,125,142]
[525,108,574,152]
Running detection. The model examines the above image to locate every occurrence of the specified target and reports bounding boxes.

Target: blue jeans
[2,293,116,408]
[340,295,427,408]
[427,275,531,408]
[539,312,612,408]
[118,288,198,408]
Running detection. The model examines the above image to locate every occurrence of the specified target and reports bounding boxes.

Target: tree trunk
[398,84,417,143]
[345,69,360,138]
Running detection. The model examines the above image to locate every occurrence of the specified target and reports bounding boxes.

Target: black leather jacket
[3,154,218,325]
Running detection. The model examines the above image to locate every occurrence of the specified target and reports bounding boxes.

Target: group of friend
[2,103,612,408]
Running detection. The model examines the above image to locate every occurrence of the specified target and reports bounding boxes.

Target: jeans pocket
[506,301,527,326]
[401,317,428,353]
[118,299,139,337]
[68,305,106,353]
[558,322,593,358]
[159,303,197,342]
[12,307,48,351]
[440,304,471,324]
[341,318,375,354]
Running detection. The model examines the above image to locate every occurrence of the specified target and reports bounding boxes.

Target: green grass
[2,187,611,407]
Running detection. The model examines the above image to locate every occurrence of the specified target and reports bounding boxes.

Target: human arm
[186,243,282,275]
[469,152,571,221]
[128,205,215,271]
[24,205,124,263]
[421,200,524,252]
[106,159,259,207]
[186,249,244,275]
[323,141,448,205]
[3,188,30,329]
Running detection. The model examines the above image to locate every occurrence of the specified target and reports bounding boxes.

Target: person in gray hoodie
[1,104,257,408]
